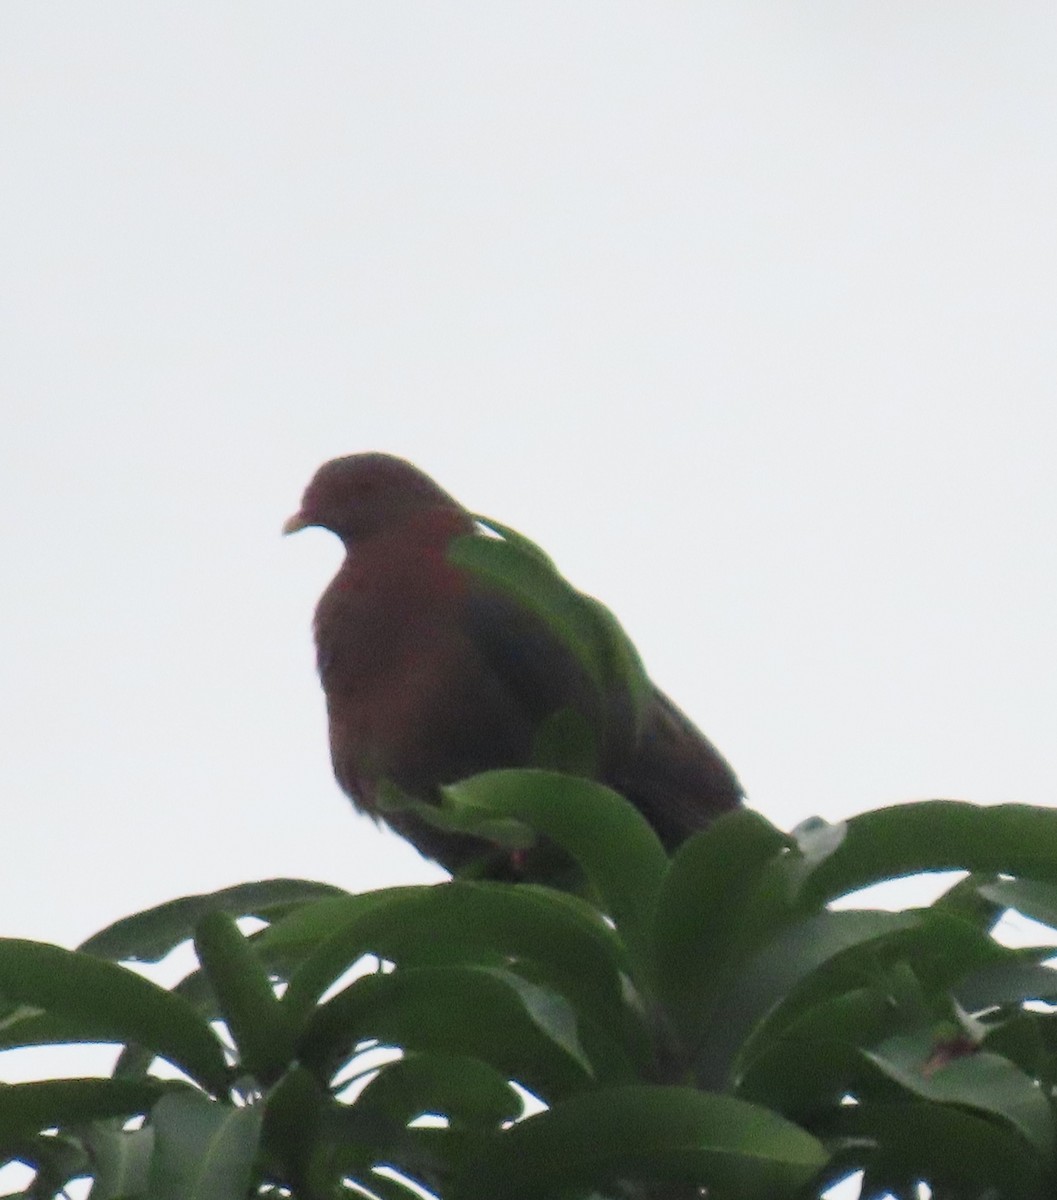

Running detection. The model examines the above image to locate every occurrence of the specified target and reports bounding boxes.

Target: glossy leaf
[932,871,1009,931]
[753,909,1006,1056]
[0,1078,167,1140]
[7,1132,88,1200]
[797,801,1057,908]
[696,909,918,1089]
[653,809,789,1031]
[300,964,595,1099]
[0,940,228,1093]
[356,1051,521,1130]
[0,1008,123,1054]
[252,887,420,977]
[146,1091,262,1200]
[274,881,630,1041]
[79,1122,154,1200]
[258,1065,326,1192]
[441,770,667,962]
[883,908,1013,998]
[978,877,1057,930]
[193,911,292,1085]
[456,1085,827,1199]
[984,1011,1057,1093]
[80,879,348,963]
[735,986,903,1118]
[829,1101,1046,1198]
[865,1029,1055,1158]
[956,958,1057,1013]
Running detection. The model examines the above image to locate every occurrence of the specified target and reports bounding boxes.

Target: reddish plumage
[285,453,743,873]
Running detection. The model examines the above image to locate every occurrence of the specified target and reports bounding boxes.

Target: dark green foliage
[2,788,1057,1198]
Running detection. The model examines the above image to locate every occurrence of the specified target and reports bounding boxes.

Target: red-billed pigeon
[284,453,743,873]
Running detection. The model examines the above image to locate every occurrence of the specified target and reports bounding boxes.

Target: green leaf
[192,912,292,1085]
[737,958,949,1122]
[978,877,1057,930]
[0,940,228,1094]
[80,879,348,963]
[695,909,919,1089]
[307,1111,459,1197]
[956,959,1057,1013]
[251,887,414,964]
[109,955,246,1084]
[455,1085,827,1199]
[146,1092,262,1200]
[829,1101,1046,1198]
[440,771,668,964]
[798,801,1057,908]
[273,883,633,1055]
[299,965,596,1099]
[754,909,1009,1058]
[79,1122,154,1200]
[258,1066,326,1193]
[0,1078,167,1140]
[736,985,902,1119]
[932,871,1009,932]
[12,1132,88,1200]
[0,1009,121,1054]
[984,1011,1057,1093]
[653,809,790,1032]
[865,1029,1056,1158]
[356,1052,521,1131]
[481,968,593,1075]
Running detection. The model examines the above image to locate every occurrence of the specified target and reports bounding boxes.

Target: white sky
[3,4,1056,963]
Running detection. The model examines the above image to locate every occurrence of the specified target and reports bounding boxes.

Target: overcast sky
[3,3,1056,979]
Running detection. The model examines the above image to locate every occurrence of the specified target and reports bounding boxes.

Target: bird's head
[283,453,470,544]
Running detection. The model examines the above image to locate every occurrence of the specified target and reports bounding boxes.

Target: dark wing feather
[618,688,744,850]
[458,585,602,729]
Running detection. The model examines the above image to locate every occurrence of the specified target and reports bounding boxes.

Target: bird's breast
[312,546,476,803]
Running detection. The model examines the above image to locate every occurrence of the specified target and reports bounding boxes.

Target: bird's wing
[458,584,601,728]
[620,687,744,849]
